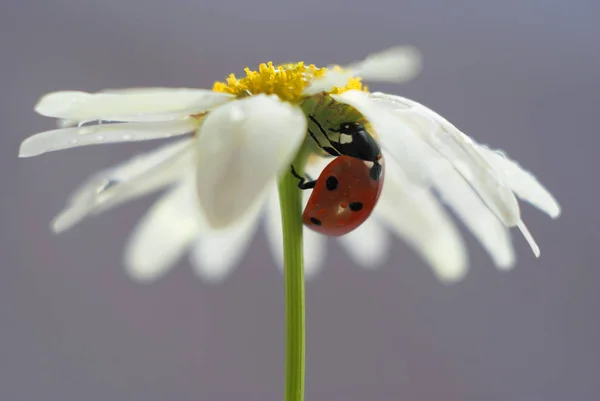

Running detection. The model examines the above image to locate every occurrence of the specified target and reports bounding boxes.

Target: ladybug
[307,117,382,164]
[291,154,385,236]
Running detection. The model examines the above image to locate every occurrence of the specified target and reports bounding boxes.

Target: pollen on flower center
[212,62,366,103]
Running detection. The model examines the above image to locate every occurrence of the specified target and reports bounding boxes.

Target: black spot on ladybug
[325,176,338,191]
[349,202,363,212]
[370,163,382,181]
[310,217,322,226]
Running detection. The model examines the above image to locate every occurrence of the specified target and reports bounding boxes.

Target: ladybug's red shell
[303,155,385,236]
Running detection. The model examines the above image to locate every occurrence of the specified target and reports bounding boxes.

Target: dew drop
[494,150,508,159]
[97,179,119,194]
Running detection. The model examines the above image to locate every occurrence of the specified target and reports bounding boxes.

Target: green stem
[278,147,310,401]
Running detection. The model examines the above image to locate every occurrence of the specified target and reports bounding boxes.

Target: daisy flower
[19,46,560,283]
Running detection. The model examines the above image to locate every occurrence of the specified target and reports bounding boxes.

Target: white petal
[376,155,468,281]
[52,139,194,233]
[195,95,306,228]
[477,146,561,218]
[333,91,515,269]
[302,227,326,278]
[338,217,390,270]
[35,88,232,122]
[303,46,421,95]
[19,120,198,157]
[368,91,558,256]
[190,203,261,283]
[265,189,325,278]
[367,91,521,227]
[517,220,540,257]
[124,180,202,282]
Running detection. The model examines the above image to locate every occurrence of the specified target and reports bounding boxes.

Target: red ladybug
[291,154,385,236]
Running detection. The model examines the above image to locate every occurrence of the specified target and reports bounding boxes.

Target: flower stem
[278,147,311,401]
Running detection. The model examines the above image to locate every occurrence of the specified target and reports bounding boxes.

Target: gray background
[2,0,599,400]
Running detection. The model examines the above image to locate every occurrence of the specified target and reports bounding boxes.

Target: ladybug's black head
[329,122,381,162]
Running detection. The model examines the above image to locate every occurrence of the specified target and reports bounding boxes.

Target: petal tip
[51,206,86,234]
[18,139,39,158]
[437,272,467,285]
[125,263,162,283]
[191,264,230,284]
[495,257,516,271]
[34,91,86,117]
[354,45,422,83]
[123,246,169,283]
[517,221,541,258]
[51,217,70,234]
[431,257,469,284]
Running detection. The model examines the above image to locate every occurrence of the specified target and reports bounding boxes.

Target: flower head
[19,46,559,283]
[211,61,365,102]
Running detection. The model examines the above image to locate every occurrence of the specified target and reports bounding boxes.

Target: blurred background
[2,0,599,400]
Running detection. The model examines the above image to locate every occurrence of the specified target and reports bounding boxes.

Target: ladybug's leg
[290,165,316,190]
[308,115,340,157]
[308,128,338,158]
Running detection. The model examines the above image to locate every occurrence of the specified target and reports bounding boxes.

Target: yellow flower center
[212,62,366,103]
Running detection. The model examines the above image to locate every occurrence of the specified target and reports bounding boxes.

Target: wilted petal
[368,91,558,256]
[124,180,202,282]
[375,155,467,281]
[303,47,421,95]
[517,221,540,257]
[19,120,198,157]
[265,189,325,278]
[195,95,306,228]
[35,88,233,122]
[367,91,521,227]
[52,139,194,233]
[333,90,515,269]
[477,146,561,218]
[190,203,262,283]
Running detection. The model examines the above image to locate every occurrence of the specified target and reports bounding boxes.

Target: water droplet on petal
[97,179,119,194]
[494,150,508,159]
